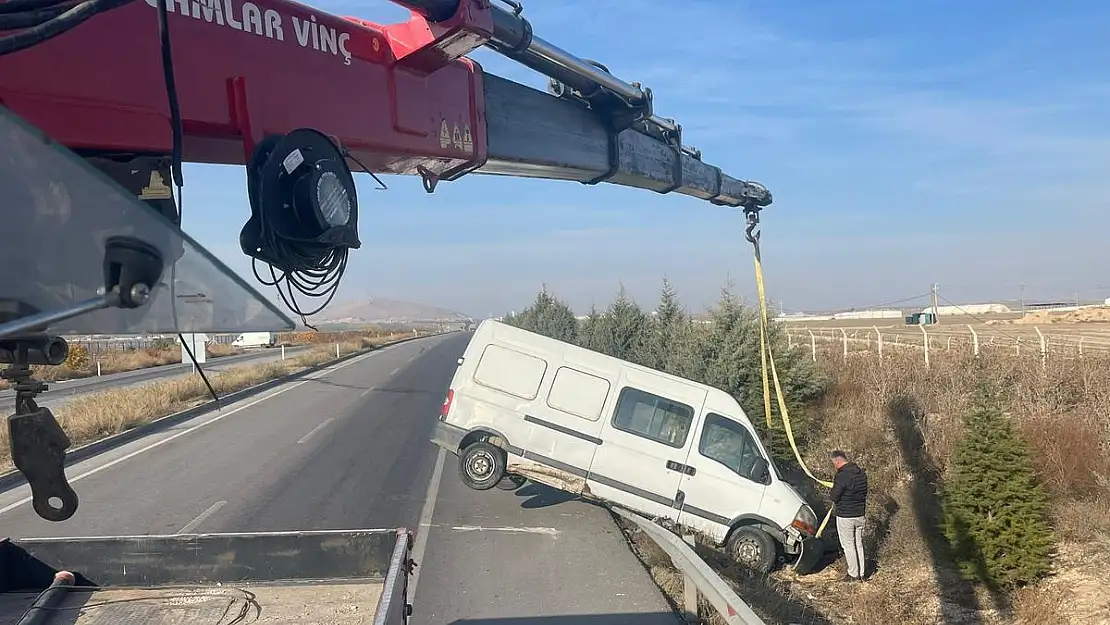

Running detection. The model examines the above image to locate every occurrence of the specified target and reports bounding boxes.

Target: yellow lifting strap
[745,208,836,539]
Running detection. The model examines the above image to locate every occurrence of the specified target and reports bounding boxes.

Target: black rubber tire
[458,441,506,490]
[496,474,526,491]
[726,526,778,574]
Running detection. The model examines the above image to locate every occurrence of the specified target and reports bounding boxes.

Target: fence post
[336,343,340,358]
[1078,336,1084,358]
[1015,338,1021,356]
[968,325,979,356]
[281,345,286,360]
[1034,326,1046,369]
[920,326,930,368]
[840,329,848,360]
[946,336,952,352]
[787,332,793,349]
[808,329,816,362]
[873,326,883,359]
[97,361,101,377]
[681,534,698,622]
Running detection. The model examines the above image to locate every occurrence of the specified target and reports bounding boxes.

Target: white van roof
[475,318,742,413]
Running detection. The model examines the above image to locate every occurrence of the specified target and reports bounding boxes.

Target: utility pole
[1020,282,1026,318]
[931,283,939,323]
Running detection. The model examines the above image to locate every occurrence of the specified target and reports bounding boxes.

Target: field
[780,308,1110,356]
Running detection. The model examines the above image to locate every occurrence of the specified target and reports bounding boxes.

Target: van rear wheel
[459,441,506,490]
[726,526,778,574]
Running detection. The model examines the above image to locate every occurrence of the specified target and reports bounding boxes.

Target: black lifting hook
[744,207,761,245]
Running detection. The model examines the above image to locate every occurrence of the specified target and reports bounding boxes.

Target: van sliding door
[587,368,707,522]
[517,364,612,495]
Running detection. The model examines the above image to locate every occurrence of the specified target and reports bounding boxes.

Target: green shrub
[941,382,1055,589]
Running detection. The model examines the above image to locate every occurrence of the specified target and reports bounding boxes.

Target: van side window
[473,344,548,400]
[698,414,764,482]
[611,387,693,448]
[547,366,611,421]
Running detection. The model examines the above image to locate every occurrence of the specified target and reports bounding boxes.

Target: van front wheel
[459,441,506,490]
[726,526,778,574]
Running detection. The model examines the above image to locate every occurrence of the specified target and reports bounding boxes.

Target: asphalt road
[0,333,677,625]
[0,345,310,413]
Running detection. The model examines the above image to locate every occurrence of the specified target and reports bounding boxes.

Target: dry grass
[0,329,411,389]
[616,346,1110,625]
[779,347,1110,625]
[0,335,402,472]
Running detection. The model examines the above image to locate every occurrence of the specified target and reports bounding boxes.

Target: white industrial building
[919,303,1012,316]
[831,309,904,320]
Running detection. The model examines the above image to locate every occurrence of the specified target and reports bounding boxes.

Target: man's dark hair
[830,450,848,461]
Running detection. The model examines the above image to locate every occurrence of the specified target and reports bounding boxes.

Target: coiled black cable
[0,0,137,56]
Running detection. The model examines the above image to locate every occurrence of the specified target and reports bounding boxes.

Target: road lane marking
[450,525,559,536]
[176,500,227,534]
[359,387,375,397]
[0,348,386,517]
[297,418,334,444]
[391,367,400,375]
[408,447,445,601]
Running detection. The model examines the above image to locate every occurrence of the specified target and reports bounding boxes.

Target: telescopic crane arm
[0,0,775,523]
[0,0,772,210]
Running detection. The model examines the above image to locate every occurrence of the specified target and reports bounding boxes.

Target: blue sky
[184,0,1110,318]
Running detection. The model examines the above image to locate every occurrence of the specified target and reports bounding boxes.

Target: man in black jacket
[829,450,868,581]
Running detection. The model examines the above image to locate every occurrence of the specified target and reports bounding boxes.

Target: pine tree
[578,303,605,353]
[598,285,651,365]
[941,383,1055,590]
[510,284,578,344]
[644,278,695,376]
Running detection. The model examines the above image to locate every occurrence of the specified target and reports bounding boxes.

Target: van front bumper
[430,419,466,455]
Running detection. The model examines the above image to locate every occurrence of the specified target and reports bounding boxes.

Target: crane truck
[0,0,778,622]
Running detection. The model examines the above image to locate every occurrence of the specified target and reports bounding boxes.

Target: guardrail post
[681,534,698,623]
[282,345,286,360]
[336,343,340,359]
[97,361,101,377]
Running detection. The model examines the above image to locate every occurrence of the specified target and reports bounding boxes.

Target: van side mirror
[749,457,769,483]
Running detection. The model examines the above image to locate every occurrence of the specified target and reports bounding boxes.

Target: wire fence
[786,323,1110,368]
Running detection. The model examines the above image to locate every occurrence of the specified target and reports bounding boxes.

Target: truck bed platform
[0,529,412,625]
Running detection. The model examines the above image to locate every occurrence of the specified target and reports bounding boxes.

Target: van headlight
[790,505,818,536]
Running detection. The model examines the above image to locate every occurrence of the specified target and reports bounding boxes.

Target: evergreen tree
[941,383,1055,590]
[577,303,605,353]
[646,278,696,378]
[510,285,578,344]
[597,285,651,365]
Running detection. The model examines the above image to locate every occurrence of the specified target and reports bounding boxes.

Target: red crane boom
[0,0,777,524]
[0,0,772,206]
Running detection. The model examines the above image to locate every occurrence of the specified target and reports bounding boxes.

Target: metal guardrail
[612,507,771,625]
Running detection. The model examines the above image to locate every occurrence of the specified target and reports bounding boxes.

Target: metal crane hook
[744,207,761,245]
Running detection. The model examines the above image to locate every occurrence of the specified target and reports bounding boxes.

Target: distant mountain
[316,297,470,325]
